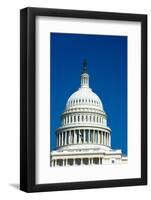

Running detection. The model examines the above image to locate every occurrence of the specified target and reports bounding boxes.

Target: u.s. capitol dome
[50,60,127,167]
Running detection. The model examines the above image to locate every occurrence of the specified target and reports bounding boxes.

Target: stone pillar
[87,130,89,144]
[63,159,66,166]
[73,131,75,144]
[77,130,79,144]
[109,133,111,146]
[97,130,99,144]
[107,132,109,146]
[61,132,63,146]
[73,158,75,166]
[70,130,72,144]
[79,130,81,144]
[104,132,106,145]
[105,132,107,145]
[59,133,61,146]
[68,131,71,144]
[64,131,66,145]
[60,132,62,146]
[99,131,101,144]
[102,131,104,145]
[84,130,86,143]
[93,130,95,143]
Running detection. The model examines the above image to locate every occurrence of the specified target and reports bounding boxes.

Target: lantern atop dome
[82,59,88,74]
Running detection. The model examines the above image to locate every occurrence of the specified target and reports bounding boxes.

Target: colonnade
[56,129,111,147]
[51,157,102,167]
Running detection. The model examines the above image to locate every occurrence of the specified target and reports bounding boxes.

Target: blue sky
[50,32,127,155]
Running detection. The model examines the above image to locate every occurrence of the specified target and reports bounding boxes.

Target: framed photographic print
[20,7,147,192]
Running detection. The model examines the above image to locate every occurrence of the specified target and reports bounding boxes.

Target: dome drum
[55,128,111,148]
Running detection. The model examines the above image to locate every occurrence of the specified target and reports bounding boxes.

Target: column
[99,131,101,144]
[104,132,106,145]
[54,160,56,167]
[107,132,109,146]
[79,130,81,144]
[74,130,76,144]
[69,131,72,144]
[81,158,83,165]
[59,133,61,146]
[71,130,73,144]
[84,130,86,143]
[87,130,90,144]
[77,130,79,144]
[97,131,99,144]
[102,131,104,145]
[63,159,66,166]
[105,132,107,145]
[73,158,75,166]
[93,130,95,143]
[64,131,67,145]
[102,132,104,145]
[73,130,76,144]
[68,131,70,144]
[61,132,63,146]
[109,133,111,146]
[87,158,89,165]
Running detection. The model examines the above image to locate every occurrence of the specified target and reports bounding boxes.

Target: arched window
[86,115,88,122]
[70,116,72,123]
[78,116,80,122]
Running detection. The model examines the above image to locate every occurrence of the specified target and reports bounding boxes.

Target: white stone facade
[50,61,127,167]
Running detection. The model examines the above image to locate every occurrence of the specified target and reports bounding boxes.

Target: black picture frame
[20,7,147,192]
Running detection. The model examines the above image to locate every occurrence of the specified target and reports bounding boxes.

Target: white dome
[66,87,104,111]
